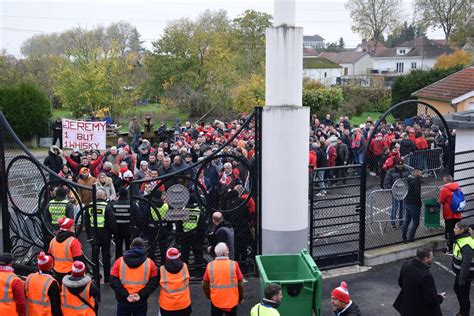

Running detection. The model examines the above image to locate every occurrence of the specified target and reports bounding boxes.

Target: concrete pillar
[262,0,309,254]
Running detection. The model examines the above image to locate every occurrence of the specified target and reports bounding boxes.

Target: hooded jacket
[44,148,63,174]
[439,182,463,220]
[208,220,235,260]
[109,247,159,305]
[62,275,99,312]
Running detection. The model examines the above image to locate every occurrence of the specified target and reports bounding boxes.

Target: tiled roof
[411,66,474,102]
[374,37,455,58]
[303,57,341,69]
[319,51,368,64]
[303,47,318,56]
[356,40,388,55]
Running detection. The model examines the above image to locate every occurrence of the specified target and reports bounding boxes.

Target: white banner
[62,119,107,150]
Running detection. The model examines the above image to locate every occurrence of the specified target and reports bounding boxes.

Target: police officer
[48,217,84,285]
[145,190,170,263]
[25,252,62,316]
[85,188,117,283]
[452,221,474,316]
[46,187,74,229]
[61,261,99,315]
[181,203,205,268]
[159,248,192,316]
[108,187,137,259]
[0,253,25,316]
[250,284,283,316]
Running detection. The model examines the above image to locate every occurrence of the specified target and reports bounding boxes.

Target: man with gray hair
[202,242,244,316]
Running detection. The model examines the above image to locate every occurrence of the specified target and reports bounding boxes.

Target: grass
[53,103,190,133]
[349,111,383,127]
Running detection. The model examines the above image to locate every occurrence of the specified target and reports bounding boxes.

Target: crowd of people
[308,113,450,196]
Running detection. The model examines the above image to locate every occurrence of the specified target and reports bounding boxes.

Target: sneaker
[369,172,376,176]
[315,192,325,197]
[445,251,453,256]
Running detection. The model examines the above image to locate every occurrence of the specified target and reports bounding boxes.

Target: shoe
[369,172,376,176]
[445,251,453,256]
[315,192,325,197]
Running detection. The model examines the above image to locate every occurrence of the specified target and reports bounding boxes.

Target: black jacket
[404,175,422,207]
[336,143,349,164]
[109,248,159,305]
[393,259,443,316]
[316,147,328,168]
[44,151,63,174]
[383,166,411,189]
[453,232,474,283]
[208,220,235,258]
[400,139,416,157]
[334,301,361,315]
[85,199,118,244]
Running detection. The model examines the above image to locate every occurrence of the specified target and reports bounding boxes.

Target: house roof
[356,40,388,55]
[374,37,455,58]
[411,66,474,103]
[303,47,318,57]
[303,57,341,69]
[318,51,368,64]
[304,35,325,42]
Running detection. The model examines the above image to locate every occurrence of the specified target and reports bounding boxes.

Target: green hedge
[341,86,391,117]
[0,82,51,140]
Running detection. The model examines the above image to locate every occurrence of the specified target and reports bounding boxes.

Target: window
[411,62,417,69]
[344,67,349,76]
[324,72,327,78]
[399,49,406,54]
[396,62,404,73]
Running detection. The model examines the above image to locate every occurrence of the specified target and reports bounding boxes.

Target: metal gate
[309,164,365,269]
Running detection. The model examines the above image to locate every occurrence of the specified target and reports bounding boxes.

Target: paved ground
[91,251,461,315]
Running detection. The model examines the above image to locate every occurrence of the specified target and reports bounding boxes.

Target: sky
[0,0,445,58]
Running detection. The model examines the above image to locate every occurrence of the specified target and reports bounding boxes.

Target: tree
[232,74,265,113]
[385,21,426,47]
[54,44,139,117]
[338,37,345,49]
[0,82,51,140]
[303,79,343,118]
[415,0,472,45]
[232,10,272,77]
[345,0,401,53]
[435,50,473,69]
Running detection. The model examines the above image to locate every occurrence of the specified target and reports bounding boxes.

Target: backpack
[451,189,466,213]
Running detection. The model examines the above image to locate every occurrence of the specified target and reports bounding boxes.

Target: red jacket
[415,137,429,150]
[327,145,336,167]
[309,151,317,171]
[0,267,26,316]
[383,134,395,148]
[370,139,385,156]
[439,182,463,220]
[65,156,103,177]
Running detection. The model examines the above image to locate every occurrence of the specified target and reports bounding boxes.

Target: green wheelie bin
[424,198,441,228]
[256,249,323,316]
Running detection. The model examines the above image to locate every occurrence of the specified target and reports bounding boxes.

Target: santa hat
[71,261,86,277]
[58,217,74,231]
[166,248,180,261]
[331,281,350,304]
[37,252,53,271]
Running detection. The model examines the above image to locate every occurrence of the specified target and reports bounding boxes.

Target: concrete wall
[353,54,373,75]
[457,96,474,112]
[374,57,436,73]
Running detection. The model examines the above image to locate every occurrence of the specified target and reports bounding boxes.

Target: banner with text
[62,119,107,150]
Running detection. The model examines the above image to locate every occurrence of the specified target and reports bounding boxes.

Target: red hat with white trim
[37,252,54,271]
[166,248,180,261]
[71,261,86,277]
[58,217,74,231]
[331,281,350,304]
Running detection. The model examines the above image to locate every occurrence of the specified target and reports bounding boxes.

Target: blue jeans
[316,170,325,190]
[130,133,141,150]
[117,303,147,316]
[402,204,421,241]
[354,151,364,164]
[391,197,404,227]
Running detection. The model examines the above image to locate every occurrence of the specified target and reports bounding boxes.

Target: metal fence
[403,148,444,178]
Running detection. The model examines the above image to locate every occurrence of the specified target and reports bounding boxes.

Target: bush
[341,86,391,117]
[232,74,265,113]
[303,79,343,118]
[391,66,463,118]
[0,82,51,140]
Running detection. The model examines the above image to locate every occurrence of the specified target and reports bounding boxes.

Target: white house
[303,57,342,86]
[372,37,454,75]
[318,51,372,76]
[303,35,325,50]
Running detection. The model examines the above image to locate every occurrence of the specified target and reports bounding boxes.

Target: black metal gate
[309,164,365,269]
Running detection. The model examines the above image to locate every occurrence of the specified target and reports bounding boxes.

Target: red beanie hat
[71,261,86,277]
[58,217,74,231]
[331,281,350,304]
[37,252,54,271]
[166,248,180,261]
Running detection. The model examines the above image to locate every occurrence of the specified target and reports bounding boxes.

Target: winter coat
[439,182,463,220]
[84,199,117,243]
[77,175,97,205]
[400,139,416,157]
[383,166,411,189]
[369,139,385,156]
[336,143,349,164]
[327,144,337,167]
[405,175,422,207]
[95,177,116,199]
[44,150,63,174]
[334,301,362,316]
[316,147,328,168]
[393,259,443,316]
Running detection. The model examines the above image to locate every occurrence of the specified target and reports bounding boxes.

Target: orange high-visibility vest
[118,257,152,294]
[61,282,95,316]
[25,272,57,316]
[207,258,239,309]
[0,271,21,315]
[50,237,75,274]
[158,263,191,311]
